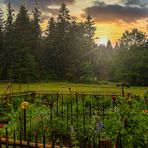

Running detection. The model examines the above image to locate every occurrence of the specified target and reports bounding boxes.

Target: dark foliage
[0,3,147,85]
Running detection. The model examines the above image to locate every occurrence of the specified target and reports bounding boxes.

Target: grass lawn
[0,81,147,96]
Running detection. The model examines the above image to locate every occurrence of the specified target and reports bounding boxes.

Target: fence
[0,90,132,100]
[0,129,114,148]
[0,91,128,147]
[0,129,68,148]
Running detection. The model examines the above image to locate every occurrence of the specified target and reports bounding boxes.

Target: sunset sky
[0,0,148,45]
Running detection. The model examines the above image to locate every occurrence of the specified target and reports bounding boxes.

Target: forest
[0,3,147,85]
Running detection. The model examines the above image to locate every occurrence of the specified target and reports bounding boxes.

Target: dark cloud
[1,0,75,14]
[2,0,75,6]
[83,1,148,23]
[123,0,148,7]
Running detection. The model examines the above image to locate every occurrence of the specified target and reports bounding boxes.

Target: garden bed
[0,93,148,147]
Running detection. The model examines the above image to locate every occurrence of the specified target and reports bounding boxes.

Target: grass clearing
[0,81,147,96]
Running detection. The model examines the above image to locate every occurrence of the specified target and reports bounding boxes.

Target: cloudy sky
[0,0,148,45]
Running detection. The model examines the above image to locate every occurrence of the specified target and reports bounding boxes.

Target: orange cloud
[95,18,148,46]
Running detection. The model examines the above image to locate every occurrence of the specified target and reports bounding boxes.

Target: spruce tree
[12,5,37,82]
[84,15,96,41]
[83,15,96,62]
[106,40,113,58]
[67,21,82,81]
[56,3,71,79]
[32,1,42,81]
[43,17,58,80]
[114,42,119,51]
[81,15,96,82]
[106,40,113,50]
[0,8,4,80]
[66,20,84,81]
[3,2,14,80]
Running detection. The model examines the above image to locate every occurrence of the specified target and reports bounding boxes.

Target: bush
[80,76,95,84]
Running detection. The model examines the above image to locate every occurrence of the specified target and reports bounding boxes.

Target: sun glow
[95,23,124,46]
[98,36,108,46]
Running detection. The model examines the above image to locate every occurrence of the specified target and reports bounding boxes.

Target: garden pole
[122,84,124,97]
[13,130,16,148]
[61,95,64,147]
[35,132,38,147]
[71,98,73,125]
[50,104,53,131]
[21,101,29,141]
[98,129,100,148]
[43,130,45,148]
[56,92,59,116]
[82,95,85,137]
[24,109,26,140]
[29,110,32,141]
[67,101,69,132]
[102,101,104,122]
[19,112,22,148]
[90,95,92,119]
[76,92,78,130]
[52,133,55,148]
[97,96,100,116]
[41,114,44,138]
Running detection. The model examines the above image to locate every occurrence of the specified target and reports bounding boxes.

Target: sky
[0,0,148,45]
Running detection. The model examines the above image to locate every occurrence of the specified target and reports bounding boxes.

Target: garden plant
[0,93,148,147]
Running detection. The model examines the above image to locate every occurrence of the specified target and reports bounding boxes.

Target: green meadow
[0,81,147,96]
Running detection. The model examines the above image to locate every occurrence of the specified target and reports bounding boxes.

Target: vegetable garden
[0,91,148,147]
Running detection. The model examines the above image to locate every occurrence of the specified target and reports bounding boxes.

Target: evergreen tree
[66,21,85,81]
[12,5,37,82]
[82,15,96,81]
[43,17,58,80]
[3,3,14,80]
[56,3,71,79]
[32,1,42,81]
[114,42,119,51]
[93,45,110,80]
[5,3,14,31]
[1,2,147,85]
[84,15,96,59]
[106,40,113,56]
[0,8,4,79]
[84,15,96,40]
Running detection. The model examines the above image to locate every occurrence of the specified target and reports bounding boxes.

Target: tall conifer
[0,8,4,79]
[12,5,37,82]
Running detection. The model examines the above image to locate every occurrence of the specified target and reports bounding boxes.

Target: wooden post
[35,132,38,147]
[43,130,45,148]
[13,130,16,148]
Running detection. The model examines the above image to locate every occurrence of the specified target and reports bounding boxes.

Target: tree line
[0,3,147,85]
